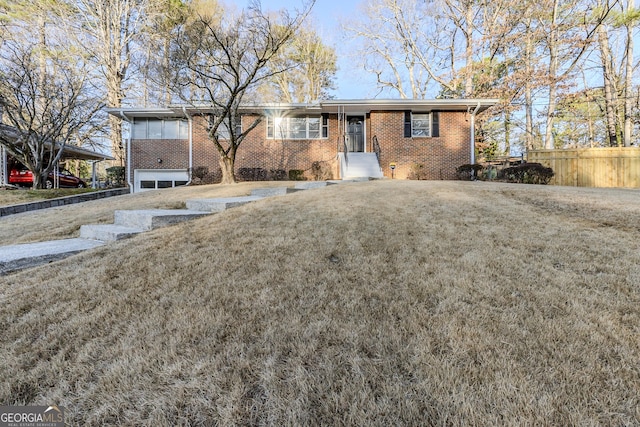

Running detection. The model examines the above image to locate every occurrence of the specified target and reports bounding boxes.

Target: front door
[346,116,365,152]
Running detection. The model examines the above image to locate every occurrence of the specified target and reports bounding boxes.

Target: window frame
[132,118,189,140]
[266,115,326,140]
[411,112,432,138]
[215,117,242,140]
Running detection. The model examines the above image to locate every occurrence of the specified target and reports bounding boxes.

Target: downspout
[182,106,193,185]
[470,102,481,165]
[119,111,133,193]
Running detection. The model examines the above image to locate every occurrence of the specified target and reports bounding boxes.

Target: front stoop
[340,152,384,179]
[186,196,264,212]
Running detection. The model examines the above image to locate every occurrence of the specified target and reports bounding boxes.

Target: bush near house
[407,163,429,180]
[498,163,554,184]
[311,161,333,181]
[269,169,287,181]
[456,164,484,180]
[456,162,554,184]
[288,169,306,181]
[238,168,268,181]
[106,166,125,187]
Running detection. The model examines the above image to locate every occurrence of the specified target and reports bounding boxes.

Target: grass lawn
[1,180,639,425]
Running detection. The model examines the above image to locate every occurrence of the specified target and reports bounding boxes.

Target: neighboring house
[107,99,497,192]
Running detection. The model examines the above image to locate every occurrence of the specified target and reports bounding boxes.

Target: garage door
[134,169,189,192]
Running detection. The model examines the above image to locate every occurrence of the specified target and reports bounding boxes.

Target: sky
[246,0,379,100]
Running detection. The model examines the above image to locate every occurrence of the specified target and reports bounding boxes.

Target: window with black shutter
[431,111,439,137]
[404,111,412,137]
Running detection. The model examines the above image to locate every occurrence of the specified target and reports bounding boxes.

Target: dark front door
[346,116,365,152]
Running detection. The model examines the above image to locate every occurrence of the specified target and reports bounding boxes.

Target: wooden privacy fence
[528,147,640,188]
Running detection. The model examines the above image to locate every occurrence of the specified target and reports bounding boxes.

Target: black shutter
[322,113,329,138]
[404,110,412,137]
[431,111,439,137]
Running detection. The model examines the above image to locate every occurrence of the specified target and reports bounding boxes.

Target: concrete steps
[114,209,210,231]
[294,181,337,190]
[80,224,145,242]
[186,196,264,212]
[0,239,105,275]
[1,185,345,274]
[251,187,301,197]
[340,153,383,179]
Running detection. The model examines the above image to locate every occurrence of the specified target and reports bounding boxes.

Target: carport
[1,124,114,188]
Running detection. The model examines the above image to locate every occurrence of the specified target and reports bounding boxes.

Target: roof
[59,144,114,161]
[107,98,499,118]
[0,124,114,161]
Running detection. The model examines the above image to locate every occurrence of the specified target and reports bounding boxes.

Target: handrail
[341,135,348,166]
[373,135,381,163]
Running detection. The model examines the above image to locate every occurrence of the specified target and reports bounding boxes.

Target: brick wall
[130,110,471,181]
[370,111,471,180]
[190,114,339,181]
[131,138,189,170]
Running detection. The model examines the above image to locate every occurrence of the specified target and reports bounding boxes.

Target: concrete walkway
[0,181,349,275]
[0,239,105,275]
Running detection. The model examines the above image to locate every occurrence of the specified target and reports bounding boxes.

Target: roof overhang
[320,99,498,114]
[59,144,115,161]
[106,98,499,118]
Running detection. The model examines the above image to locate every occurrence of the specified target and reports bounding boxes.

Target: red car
[9,167,87,188]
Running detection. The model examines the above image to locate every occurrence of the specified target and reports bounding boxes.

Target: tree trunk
[544,0,559,149]
[524,23,535,150]
[219,155,237,184]
[623,0,634,147]
[598,24,620,147]
[109,114,125,166]
[504,109,511,155]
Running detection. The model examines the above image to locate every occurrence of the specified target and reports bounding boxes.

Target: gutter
[119,110,134,193]
[182,106,193,186]
[469,102,481,166]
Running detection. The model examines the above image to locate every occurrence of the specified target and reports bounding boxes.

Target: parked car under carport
[9,167,87,188]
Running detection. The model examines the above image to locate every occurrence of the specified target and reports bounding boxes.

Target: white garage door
[134,169,189,192]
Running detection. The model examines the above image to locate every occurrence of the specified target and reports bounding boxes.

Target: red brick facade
[369,111,470,180]
[129,109,473,182]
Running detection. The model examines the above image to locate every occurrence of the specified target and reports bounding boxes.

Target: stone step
[0,238,105,275]
[114,209,210,230]
[251,187,300,197]
[185,196,264,212]
[80,224,145,242]
[294,181,337,190]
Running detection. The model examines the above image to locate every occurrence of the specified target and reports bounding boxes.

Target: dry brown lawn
[1,180,639,425]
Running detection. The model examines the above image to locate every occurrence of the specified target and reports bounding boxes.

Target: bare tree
[262,26,337,103]
[170,1,314,184]
[0,41,102,189]
[621,0,636,146]
[73,0,147,166]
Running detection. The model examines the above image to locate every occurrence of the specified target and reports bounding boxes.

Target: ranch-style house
[107,99,497,192]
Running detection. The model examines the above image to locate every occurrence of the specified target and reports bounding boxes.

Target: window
[403,111,440,138]
[215,118,242,140]
[411,113,431,137]
[267,115,325,139]
[132,119,189,139]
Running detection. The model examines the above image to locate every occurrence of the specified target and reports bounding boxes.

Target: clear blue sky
[248,0,378,99]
